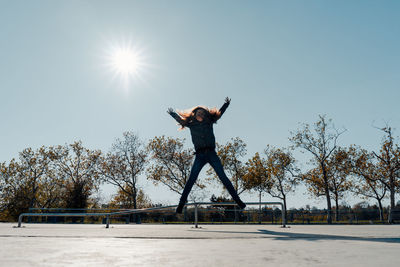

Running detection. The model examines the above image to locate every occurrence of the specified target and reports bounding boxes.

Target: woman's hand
[167,108,174,115]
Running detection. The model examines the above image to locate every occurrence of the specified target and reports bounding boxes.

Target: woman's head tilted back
[177,106,222,129]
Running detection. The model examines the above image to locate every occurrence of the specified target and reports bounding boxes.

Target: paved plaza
[0,223,399,266]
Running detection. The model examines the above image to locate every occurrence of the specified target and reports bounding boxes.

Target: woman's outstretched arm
[218,97,231,117]
[167,108,185,125]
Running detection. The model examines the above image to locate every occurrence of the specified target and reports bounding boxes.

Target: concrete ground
[0,223,399,266]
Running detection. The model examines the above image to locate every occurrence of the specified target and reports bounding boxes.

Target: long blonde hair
[177,106,221,129]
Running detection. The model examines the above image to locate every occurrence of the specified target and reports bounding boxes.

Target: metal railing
[18,201,286,228]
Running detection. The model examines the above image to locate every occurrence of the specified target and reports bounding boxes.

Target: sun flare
[104,39,147,89]
[111,48,140,75]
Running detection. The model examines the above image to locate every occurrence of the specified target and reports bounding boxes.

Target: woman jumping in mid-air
[167,97,246,213]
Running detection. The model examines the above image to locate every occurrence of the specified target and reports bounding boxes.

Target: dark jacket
[169,102,229,152]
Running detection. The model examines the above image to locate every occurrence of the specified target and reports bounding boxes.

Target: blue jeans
[179,150,243,205]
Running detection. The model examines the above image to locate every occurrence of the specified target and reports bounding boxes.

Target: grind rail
[18,202,286,228]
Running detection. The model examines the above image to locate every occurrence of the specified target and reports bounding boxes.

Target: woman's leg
[176,154,207,213]
[207,151,246,209]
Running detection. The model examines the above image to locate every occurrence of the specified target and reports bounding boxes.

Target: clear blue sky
[1,0,399,208]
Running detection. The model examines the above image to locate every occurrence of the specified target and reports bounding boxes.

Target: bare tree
[372,126,400,223]
[209,137,248,196]
[326,148,352,221]
[49,141,102,210]
[290,115,345,224]
[348,146,387,222]
[100,132,147,211]
[243,152,272,211]
[0,147,64,221]
[264,146,298,222]
[18,147,60,209]
[0,159,24,220]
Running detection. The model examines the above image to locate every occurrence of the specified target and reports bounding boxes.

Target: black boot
[236,199,246,210]
[176,202,185,214]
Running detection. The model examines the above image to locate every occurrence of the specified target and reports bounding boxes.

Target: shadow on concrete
[189,228,400,244]
[257,229,400,244]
